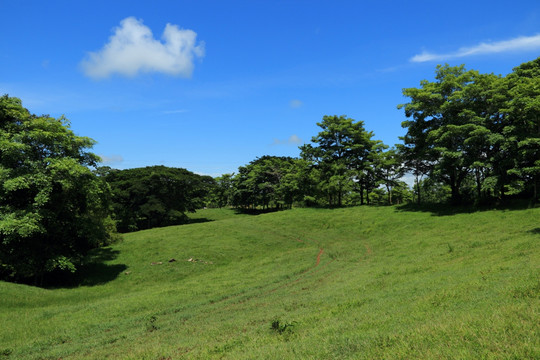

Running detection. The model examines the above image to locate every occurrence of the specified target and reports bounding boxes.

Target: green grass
[0,205,538,359]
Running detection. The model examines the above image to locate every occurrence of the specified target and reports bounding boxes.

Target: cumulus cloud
[272,135,303,145]
[411,33,540,63]
[81,17,205,79]
[289,99,303,108]
[99,154,124,165]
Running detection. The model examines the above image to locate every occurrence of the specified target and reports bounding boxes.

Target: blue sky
[2,1,540,176]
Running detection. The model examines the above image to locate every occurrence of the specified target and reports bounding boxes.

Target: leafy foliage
[300,115,377,206]
[270,318,297,335]
[399,58,540,204]
[0,95,117,284]
[229,156,312,209]
[104,166,214,232]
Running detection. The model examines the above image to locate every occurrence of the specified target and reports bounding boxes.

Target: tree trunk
[533,173,538,204]
[415,174,421,204]
[366,189,370,205]
[450,184,461,205]
[449,172,464,205]
[475,169,482,203]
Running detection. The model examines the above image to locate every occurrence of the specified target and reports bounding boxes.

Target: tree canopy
[0,95,117,284]
[399,58,540,204]
[300,115,377,206]
[104,166,214,232]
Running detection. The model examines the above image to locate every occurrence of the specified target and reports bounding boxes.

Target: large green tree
[230,156,306,209]
[376,147,405,205]
[207,173,235,208]
[504,58,540,202]
[355,139,387,205]
[399,65,499,204]
[400,58,540,204]
[105,166,213,232]
[0,95,117,284]
[300,115,375,206]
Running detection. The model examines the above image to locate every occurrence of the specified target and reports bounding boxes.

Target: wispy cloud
[289,99,303,108]
[81,17,205,79]
[99,154,124,165]
[161,109,188,114]
[194,171,224,178]
[411,34,540,63]
[288,135,302,144]
[272,134,303,146]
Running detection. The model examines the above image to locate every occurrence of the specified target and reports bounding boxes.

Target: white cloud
[400,173,416,187]
[411,34,540,63]
[81,17,205,79]
[288,134,302,144]
[194,171,223,178]
[99,154,124,165]
[289,99,303,108]
[272,134,303,145]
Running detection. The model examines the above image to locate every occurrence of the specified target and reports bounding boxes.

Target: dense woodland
[101,166,213,232]
[1,57,539,284]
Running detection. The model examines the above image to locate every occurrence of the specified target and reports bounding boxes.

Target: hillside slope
[0,206,538,359]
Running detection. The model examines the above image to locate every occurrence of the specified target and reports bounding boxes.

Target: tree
[504,58,540,202]
[300,115,375,206]
[105,166,213,232]
[355,139,387,205]
[390,180,413,204]
[228,156,305,210]
[396,141,431,204]
[0,95,117,284]
[400,58,540,205]
[251,156,300,209]
[208,173,235,208]
[376,148,405,204]
[399,65,495,204]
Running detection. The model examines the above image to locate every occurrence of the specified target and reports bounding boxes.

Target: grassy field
[0,205,538,359]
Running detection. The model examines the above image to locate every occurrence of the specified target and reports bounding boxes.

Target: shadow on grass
[186,217,215,225]
[395,199,534,217]
[234,208,286,216]
[394,203,478,216]
[44,247,127,289]
[528,227,540,235]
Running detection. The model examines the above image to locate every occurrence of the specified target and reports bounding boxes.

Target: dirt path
[210,231,373,311]
[264,244,328,295]
[316,248,324,266]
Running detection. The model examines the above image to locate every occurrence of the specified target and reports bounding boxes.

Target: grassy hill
[0,205,538,359]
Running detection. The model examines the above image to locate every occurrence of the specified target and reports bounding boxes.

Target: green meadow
[0,205,538,359]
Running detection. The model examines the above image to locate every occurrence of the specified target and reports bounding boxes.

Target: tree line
[1,57,538,284]
[399,59,540,205]
[211,57,540,208]
[207,116,411,209]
